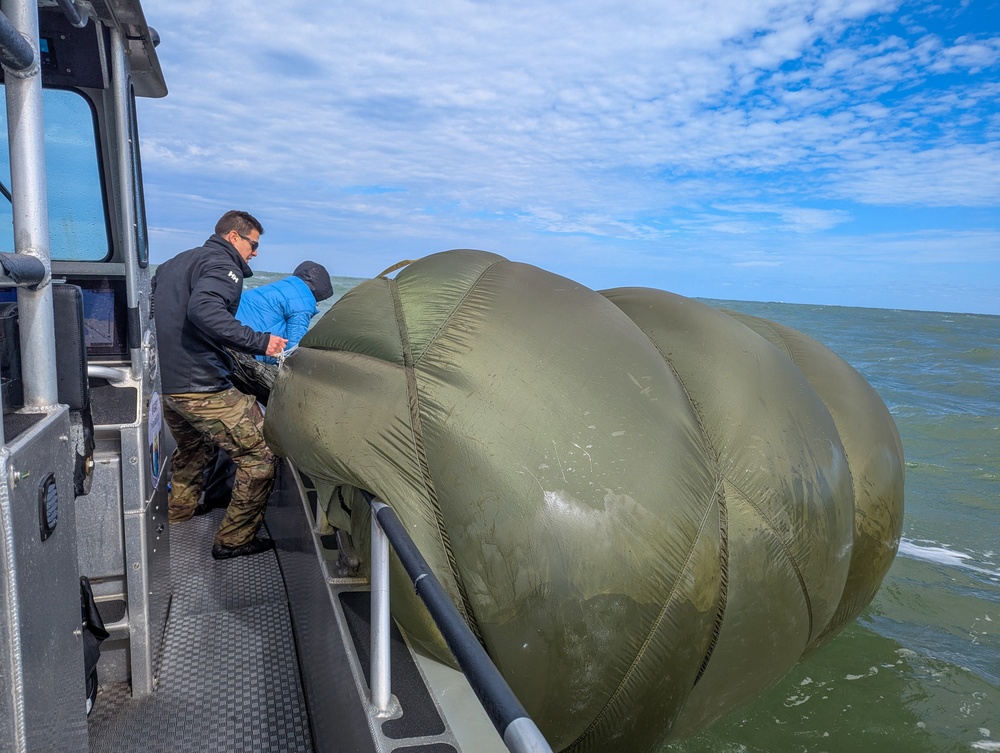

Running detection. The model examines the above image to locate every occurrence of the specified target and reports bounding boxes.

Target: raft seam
[764,324,794,360]
[723,312,852,645]
[725,310,794,360]
[819,440,857,638]
[387,277,485,644]
[750,316,859,643]
[409,259,505,370]
[724,476,816,642]
[634,332,731,688]
[693,474,728,686]
[565,496,722,752]
[566,331,729,751]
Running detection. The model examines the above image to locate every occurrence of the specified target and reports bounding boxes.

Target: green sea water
[254,272,1000,752]
[668,301,1000,753]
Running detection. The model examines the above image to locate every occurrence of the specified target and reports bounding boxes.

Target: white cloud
[135,0,1000,313]
[713,203,853,232]
[140,0,998,206]
[832,144,1000,206]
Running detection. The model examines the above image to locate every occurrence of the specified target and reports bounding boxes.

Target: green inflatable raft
[263,249,904,752]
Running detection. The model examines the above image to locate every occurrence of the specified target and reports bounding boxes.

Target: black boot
[211,537,275,560]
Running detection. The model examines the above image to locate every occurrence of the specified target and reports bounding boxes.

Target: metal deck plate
[87,509,313,753]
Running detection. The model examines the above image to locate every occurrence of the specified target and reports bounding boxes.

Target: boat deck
[85,462,505,753]
[87,507,314,753]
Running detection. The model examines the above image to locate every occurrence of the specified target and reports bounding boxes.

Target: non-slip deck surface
[87,509,313,753]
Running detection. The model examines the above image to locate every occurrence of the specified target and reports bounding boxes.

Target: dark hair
[215,210,264,237]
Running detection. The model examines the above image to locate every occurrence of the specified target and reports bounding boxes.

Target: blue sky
[137,0,999,314]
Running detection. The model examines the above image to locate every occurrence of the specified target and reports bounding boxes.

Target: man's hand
[266,334,288,357]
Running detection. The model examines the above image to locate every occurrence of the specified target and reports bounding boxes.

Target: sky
[136,0,1000,315]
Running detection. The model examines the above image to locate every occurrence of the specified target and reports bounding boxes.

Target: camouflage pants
[163,388,277,548]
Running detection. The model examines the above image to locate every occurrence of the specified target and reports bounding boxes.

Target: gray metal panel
[120,423,146,513]
[122,475,169,696]
[146,475,170,673]
[76,452,124,579]
[79,426,170,697]
[0,410,87,753]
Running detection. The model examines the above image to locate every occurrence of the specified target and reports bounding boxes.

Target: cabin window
[0,87,109,261]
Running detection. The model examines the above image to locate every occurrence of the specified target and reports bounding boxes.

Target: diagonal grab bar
[54,0,88,28]
[0,9,33,72]
[363,491,552,753]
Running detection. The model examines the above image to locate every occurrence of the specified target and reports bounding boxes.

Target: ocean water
[668,300,1000,753]
[255,272,1000,752]
[244,269,361,309]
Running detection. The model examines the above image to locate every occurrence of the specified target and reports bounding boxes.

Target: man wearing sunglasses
[152,210,288,560]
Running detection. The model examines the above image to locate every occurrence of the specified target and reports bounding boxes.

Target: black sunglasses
[237,232,259,252]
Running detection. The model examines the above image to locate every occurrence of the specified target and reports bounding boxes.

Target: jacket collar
[205,234,254,278]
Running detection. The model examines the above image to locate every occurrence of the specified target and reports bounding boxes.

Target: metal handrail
[0,9,34,72]
[54,0,88,29]
[362,490,553,753]
[87,364,130,383]
[4,0,60,416]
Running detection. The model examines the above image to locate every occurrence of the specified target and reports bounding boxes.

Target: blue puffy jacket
[236,275,318,362]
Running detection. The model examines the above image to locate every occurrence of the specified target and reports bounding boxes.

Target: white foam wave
[898,539,972,567]
[897,539,1000,579]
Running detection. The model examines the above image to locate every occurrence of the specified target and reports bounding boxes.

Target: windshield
[0,87,108,261]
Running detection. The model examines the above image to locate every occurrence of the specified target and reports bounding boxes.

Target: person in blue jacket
[236,260,334,363]
[201,261,334,513]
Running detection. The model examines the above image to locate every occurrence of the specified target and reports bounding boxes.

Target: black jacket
[152,235,271,394]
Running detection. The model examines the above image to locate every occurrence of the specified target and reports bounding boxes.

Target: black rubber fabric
[340,590,446,739]
[90,384,138,425]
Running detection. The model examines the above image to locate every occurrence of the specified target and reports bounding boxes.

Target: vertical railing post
[369,500,392,713]
[109,27,142,380]
[3,0,59,409]
[364,493,553,753]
